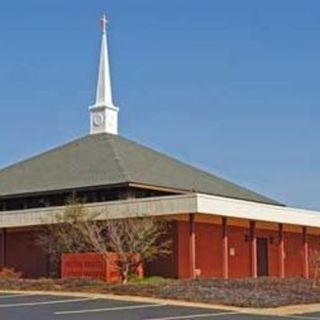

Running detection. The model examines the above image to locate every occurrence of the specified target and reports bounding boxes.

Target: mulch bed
[0,277,320,308]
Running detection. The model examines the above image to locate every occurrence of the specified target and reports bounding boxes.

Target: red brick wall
[4,230,47,278]
[228,225,251,278]
[174,220,320,279]
[61,252,143,283]
[308,234,320,278]
[175,221,252,278]
[196,223,222,277]
[0,221,319,280]
[0,232,4,267]
[284,232,303,277]
[176,221,191,278]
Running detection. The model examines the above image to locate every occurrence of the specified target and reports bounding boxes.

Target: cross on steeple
[100,14,108,34]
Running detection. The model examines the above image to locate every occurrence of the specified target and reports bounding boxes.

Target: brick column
[189,213,196,279]
[278,223,285,278]
[302,226,309,279]
[250,221,257,278]
[222,217,229,279]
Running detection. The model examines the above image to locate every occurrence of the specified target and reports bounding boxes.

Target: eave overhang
[0,193,319,230]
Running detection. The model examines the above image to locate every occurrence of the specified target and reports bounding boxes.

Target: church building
[0,16,320,280]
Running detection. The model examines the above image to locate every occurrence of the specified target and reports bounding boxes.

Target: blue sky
[0,0,319,210]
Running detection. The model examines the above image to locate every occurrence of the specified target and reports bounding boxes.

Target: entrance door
[257,238,268,277]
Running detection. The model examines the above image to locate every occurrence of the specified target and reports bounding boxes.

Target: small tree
[36,198,93,277]
[309,249,320,288]
[79,217,171,283]
[37,198,171,283]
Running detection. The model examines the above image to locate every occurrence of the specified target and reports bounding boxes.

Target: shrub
[0,267,22,279]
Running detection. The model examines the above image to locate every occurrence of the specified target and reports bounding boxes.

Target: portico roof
[0,193,319,231]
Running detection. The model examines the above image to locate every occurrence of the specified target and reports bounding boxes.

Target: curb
[0,289,319,316]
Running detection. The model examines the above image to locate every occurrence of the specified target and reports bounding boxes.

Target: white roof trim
[0,193,319,229]
[196,193,320,227]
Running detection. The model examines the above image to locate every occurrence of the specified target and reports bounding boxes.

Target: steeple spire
[95,14,113,107]
[90,14,119,135]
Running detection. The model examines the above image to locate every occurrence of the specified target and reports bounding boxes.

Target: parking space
[0,293,319,320]
[291,313,320,320]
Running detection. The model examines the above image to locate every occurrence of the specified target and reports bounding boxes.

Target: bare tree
[36,198,93,277]
[78,217,171,283]
[37,198,171,283]
[309,249,320,288]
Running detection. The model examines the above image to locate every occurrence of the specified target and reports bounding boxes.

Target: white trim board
[0,193,319,229]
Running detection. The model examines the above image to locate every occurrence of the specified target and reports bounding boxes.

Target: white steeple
[90,14,119,135]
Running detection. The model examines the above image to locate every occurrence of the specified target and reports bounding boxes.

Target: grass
[0,277,320,308]
[128,276,171,285]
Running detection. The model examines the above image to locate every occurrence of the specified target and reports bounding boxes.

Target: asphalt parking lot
[0,293,320,320]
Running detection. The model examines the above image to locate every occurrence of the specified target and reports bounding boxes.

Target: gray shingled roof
[0,133,282,205]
